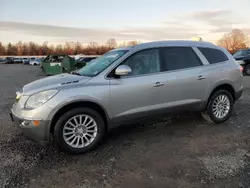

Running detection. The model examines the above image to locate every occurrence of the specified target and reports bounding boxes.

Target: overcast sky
[0,0,250,44]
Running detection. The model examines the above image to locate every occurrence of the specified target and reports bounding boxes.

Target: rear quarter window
[160,47,203,71]
[198,47,229,64]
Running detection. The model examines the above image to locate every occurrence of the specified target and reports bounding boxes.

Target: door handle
[154,82,164,87]
[197,75,206,80]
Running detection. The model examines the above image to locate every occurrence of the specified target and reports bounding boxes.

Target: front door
[109,48,166,124]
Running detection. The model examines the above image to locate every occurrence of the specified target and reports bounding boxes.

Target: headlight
[236,60,245,65]
[25,90,58,109]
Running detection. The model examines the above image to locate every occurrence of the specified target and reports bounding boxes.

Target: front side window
[77,50,128,77]
[160,47,202,71]
[121,48,161,76]
[198,47,229,64]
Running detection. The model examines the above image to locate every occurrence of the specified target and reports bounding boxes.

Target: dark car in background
[22,57,30,64]
[233,48,250,75]
[75,56,98,69]
[5,57,14,64]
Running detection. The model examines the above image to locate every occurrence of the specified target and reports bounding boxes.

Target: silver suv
[10,41,243,153]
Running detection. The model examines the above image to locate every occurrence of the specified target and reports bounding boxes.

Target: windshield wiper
[70,71,82,76]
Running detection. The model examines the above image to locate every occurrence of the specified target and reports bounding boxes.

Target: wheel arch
[49,100,111,134]
[206,83,235,108]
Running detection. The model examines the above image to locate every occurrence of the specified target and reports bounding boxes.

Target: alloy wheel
[63,115,98,148]
[212,94,230,119]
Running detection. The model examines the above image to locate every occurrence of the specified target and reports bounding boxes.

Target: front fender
[46,95,111,121]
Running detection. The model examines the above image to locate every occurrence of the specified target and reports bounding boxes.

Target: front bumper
[10,110,51,144]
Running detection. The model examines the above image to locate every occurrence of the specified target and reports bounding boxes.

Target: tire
[202,90,234,124]
[244,64,250,76]
[54,108,106,154]
[34,63,37,66]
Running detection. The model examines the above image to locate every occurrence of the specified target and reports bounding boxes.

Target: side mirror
[115,65,132,76]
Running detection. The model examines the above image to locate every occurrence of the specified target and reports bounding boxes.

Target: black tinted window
[160,47,202,71]
[198,47,228,64]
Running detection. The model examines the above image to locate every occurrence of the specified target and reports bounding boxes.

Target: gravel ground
[0,64,250,188]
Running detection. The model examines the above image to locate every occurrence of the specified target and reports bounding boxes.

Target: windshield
[233,49,249,57]
[76,50,128,76]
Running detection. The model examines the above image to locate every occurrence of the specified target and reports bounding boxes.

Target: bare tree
[88,41,98,49]
[127,40,140,46]
[0,42,6,55]
[29,42,39,55]
[75,42,82,54]
[217,29,249,53]
[6,43,17,55]
[41,41,49,55]
[16,41,23,55]
[64,42,75,55]
[55,44,63,54]
[106,38,117,49]
[49,44,55,54]
[118,41,127,47]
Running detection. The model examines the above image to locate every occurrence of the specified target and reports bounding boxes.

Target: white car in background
[13,58,22,63]
[29,58,42,66]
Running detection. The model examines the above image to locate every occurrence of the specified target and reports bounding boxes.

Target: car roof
[135,40,216,49]
[113,40,217,52]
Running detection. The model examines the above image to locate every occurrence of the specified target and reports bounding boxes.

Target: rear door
[157,46,210,111]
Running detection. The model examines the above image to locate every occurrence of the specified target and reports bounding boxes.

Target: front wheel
[202,90,234,124]
[54,108,106,154]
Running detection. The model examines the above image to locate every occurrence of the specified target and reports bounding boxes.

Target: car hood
[234,55,250,61]
[22,73,91,95]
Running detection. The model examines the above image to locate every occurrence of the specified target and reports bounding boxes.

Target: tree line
[0,29,248,56]
[0,39,139,56]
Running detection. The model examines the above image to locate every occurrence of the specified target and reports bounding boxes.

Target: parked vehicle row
[1,56,97,67]
[1,57,43,65]
[10,40,243,154]
[30,57,44,66]
[233,48,250,75]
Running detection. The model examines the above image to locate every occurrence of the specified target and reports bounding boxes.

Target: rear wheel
[202,90,234,124]
[244,64,250,76]
[54,108,106,154]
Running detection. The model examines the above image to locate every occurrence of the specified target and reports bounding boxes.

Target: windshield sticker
[106,54,119,58]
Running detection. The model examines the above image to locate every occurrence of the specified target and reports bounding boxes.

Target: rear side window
[198,47,229,64]
[160,47,202,71]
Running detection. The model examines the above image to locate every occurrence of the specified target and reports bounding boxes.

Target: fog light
[21,120,29,127]
[20,120,40,127]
